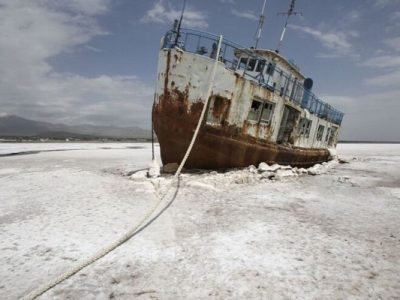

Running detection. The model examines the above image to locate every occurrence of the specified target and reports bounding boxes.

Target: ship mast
[254,0,268,49]
[276,0,302,53]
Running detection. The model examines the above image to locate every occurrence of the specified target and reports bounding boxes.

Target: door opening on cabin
[277,105,300,144]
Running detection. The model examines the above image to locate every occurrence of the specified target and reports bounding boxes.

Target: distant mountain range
[0,115,152,140]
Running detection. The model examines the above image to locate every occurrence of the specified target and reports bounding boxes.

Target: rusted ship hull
[153,28,343,170]
[153,89,330,169]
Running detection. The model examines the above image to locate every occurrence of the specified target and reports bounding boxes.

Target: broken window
[260,101,275,125]
[316,124,325,141]
[247,99,263,122]
[299,118,312,138]
[248,99,275,124]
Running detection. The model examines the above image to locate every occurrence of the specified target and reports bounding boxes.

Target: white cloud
[372,0,400,7]
[385,37,400,50]
[141,0,208,29]
[364,70,400,87]
[49,0,111,16]
[362,51,400,87]
[393,11,400,20]
[339,10,361,28]
[231,9,258,21]
[384,10,400,32]
[84,45,103,53]
[323,91,400,141]
[320,95,355,113]
[289,24,356,57]
[43,74,152,125]
[0,0,153,127]
[363,55,400,68]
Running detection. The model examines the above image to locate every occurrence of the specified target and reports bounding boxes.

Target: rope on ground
[21,34,223,300]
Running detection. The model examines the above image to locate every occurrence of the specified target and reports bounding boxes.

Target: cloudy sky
[0,0,399,141]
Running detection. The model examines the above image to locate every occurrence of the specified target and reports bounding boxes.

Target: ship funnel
[302,77,313,108]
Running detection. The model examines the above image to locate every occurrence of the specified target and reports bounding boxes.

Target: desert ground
[0,143,399,299]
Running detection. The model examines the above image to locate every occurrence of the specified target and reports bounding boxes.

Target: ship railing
[162,28,344,126]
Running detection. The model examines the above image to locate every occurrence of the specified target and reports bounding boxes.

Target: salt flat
[0,143,399,299]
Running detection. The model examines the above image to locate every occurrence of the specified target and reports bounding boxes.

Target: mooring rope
[151,98,156,161]
[174,36,223,178]
[22,35,223,300]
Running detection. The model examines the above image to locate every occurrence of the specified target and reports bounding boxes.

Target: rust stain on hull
[153,89,330,169]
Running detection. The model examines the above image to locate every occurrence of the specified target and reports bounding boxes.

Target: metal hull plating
[153,91,330,169]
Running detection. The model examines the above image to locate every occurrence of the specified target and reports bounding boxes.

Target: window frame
[265,62,275,76]
[316,124,325,141]
[325,127,331,142]
[260,101,275,125]
[299,118,312,138]
[256,59,266,73]
[247,98,275,125]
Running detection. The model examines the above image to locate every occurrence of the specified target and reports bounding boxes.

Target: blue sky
[0,0,399,141]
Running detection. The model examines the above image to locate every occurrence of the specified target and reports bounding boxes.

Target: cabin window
[248,99,275,124]
[285,77,294,98]
[294,82,304,103]
[247,99,263,121]
[238,57,247,70]
[289,78,298,101]
[266,62,275,76]
[325,128,331,142]
[260,101,275,125]
[256,60,266,73]
[328,126,338,146]
[299,118,312,138]
[238,57,257,71]
[278,71,287,96]
[316,125,325,141]
[247,58,257,71]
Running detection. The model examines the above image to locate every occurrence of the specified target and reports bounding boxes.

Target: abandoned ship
[152,1,344,169]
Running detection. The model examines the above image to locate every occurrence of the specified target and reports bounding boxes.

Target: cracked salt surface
[0,143,399,299]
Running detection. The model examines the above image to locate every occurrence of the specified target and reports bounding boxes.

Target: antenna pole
[276,0,301,53]
[276,16,289,52]
[175,0,187,45]
[255,0,267,49]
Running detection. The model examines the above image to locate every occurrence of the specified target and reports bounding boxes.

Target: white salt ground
[0,143,399,299]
